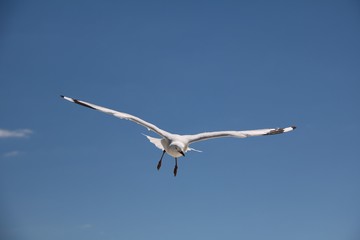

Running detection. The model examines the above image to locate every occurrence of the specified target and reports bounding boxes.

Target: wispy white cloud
[79,224,94,230]
[0,129,33,138]
[3,151,21,158]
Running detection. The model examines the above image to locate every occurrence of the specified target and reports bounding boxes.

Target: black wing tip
[60,95,95,110]
[74,98,96,110]
[265,126,296,136]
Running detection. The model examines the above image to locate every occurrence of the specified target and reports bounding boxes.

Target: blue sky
[1,0,359,239]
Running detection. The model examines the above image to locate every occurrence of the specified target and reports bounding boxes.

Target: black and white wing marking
[61,95,171,138]
[184,126,296,144]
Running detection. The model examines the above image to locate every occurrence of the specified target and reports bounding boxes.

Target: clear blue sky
[1,1,359,239]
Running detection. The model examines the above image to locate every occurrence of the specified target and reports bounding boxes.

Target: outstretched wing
[61,95,171,138]
[184,126,296,144]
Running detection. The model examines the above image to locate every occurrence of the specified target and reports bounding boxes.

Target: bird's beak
[180,151,185,157]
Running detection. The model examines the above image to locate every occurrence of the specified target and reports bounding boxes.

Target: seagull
[61,95,296,176]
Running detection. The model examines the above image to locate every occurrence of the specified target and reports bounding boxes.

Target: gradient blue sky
[1,1,359,240]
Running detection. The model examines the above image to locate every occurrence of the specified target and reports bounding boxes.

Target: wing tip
[60,95,75,102]
[265,125,296,135]
[60,95,96,110]
[283,126,297,133]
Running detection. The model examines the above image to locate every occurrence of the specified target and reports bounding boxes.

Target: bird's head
[169,142,186,157]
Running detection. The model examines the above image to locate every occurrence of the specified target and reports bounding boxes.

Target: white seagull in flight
[61,95,296,176]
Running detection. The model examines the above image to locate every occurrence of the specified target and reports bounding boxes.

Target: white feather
[61,95,296,159]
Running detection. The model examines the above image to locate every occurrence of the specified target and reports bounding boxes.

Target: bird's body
[61,95,296,176]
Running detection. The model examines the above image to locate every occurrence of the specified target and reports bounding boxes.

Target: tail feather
[187,147,202,153]
[142,134,164,150]
[143,134,202,153]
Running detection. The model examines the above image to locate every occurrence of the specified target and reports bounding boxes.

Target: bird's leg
[157,150,166,170]
[173,158,178,177]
